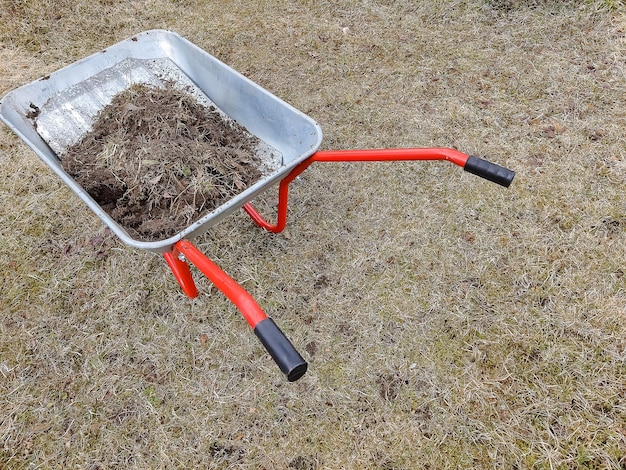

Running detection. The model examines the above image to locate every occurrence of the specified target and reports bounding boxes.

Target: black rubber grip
[464,155,515,187]
[254,318,308,382]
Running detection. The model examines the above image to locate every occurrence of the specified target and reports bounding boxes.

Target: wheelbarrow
[0,30,514,382]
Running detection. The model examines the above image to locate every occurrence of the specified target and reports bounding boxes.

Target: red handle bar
[166,240,308,382]
[243,148,514,233]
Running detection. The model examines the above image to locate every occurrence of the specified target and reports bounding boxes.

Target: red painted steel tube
[243,158,314,233]
[173,240,308,381]
[242,148,471,233]
[313,149,514,186]
[242,148,514,232]
[311,147,470,166]
[175,239,268,328]
[163,250,199,298]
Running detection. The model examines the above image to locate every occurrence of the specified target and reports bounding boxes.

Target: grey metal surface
[36,57,166,155]
[0,30,323,253]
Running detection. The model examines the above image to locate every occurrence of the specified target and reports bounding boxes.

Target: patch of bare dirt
[61,83,264,241]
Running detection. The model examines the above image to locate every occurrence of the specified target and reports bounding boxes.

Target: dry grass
[1,0,626,468]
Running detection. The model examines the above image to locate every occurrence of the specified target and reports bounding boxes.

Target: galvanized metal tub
[0,29,323,253]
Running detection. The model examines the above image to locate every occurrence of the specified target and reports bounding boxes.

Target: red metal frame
[168,240,268,328]
[165,147,471,299]
[163,250,198,298]
[160,147,508,380]
[242,148,470,233]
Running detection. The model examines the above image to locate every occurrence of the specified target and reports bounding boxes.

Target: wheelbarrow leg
[164,250,199,298]
[242,158,314,233]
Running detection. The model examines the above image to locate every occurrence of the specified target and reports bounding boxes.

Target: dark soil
[61,83,264,241]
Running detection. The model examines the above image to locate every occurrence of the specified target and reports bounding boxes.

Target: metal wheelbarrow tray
[0,30,515,382]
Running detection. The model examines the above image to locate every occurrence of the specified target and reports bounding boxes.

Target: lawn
[1,0,625,468]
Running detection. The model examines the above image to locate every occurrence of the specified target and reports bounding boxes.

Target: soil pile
[61,83,264,241]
